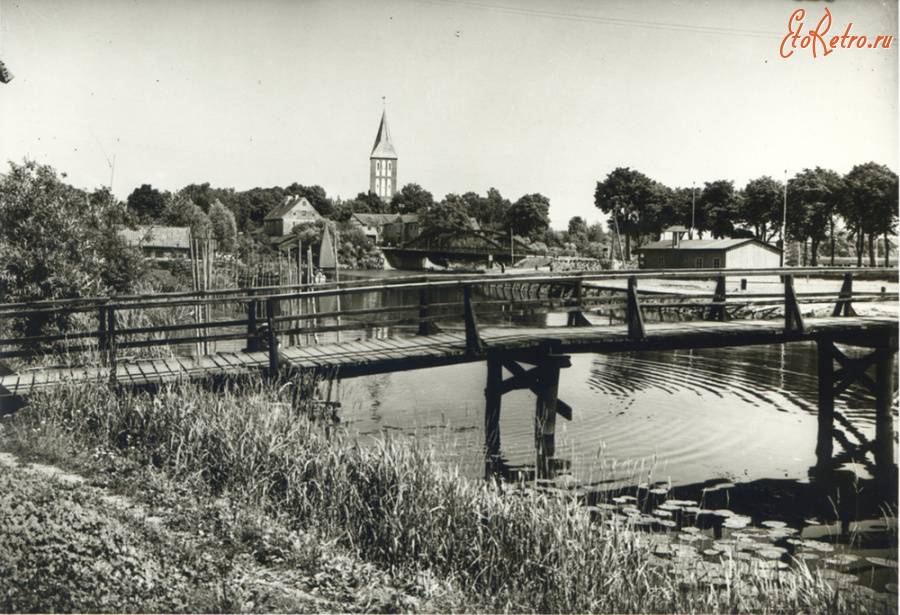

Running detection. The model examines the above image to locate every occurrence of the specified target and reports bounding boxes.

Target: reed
[3,378,892,614]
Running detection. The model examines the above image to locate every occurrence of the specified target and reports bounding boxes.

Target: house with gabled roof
[118,225,193,259]
[264,195,323,237]
[349,213,399,243]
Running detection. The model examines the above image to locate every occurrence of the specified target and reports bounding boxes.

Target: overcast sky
[1,0,897,228]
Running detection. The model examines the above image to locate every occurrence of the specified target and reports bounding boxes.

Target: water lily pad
[865,557,898,568]
[723,516,751,529]
[657,502,683,511]
[655,518,678,528]
[804,540,835,552]
[885,583,898,593]
[757,548,787,560]
[679,533,700,542]
[703,548,723,556]
[761,520,788,529]
[666,499,699,507]
[796,552,820,560]
[653,509,673,518]
[825,554,859,566]
[649,487,669,495]
[713,509,735,517]
[613,495,637,504]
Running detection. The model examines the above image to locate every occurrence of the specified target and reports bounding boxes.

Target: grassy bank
[1,376,894,613]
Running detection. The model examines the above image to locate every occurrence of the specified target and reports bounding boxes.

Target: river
[331,269,897,492]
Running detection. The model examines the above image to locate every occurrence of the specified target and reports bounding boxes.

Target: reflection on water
[339,342,896,487]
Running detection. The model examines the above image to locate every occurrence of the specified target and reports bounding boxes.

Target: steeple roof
[370,110,397,159]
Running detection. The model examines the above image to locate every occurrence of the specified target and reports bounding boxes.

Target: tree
[0,159,145,338]
[419,198,471,243]
[568,216,588,237]
[208,199,238,252]
[390,183,435,214]
[507,193,550,240]
[841,162,898,266]
[697,180,739,238]
[474,188,512,231]
[739,176,783,242]
[786,168,843,266]
[161,193,211,240]
[126,184,168,222]
[594,168,664,260]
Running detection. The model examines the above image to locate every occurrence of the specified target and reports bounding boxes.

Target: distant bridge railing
[0,268,896,376]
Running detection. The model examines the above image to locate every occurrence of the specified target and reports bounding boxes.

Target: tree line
[124,181,558,248]
[594,163,898,266]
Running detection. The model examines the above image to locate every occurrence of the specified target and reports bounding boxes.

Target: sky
[1,0,897,229]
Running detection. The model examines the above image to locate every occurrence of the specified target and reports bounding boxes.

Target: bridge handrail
[0,268,896,363]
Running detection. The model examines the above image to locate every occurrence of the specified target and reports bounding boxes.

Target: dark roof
[636,238,780,253]
[351,213,400,226]
[370,110,397,159]
[118,225,192,250]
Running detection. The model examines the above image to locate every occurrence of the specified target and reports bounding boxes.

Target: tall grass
[3,377,892,613]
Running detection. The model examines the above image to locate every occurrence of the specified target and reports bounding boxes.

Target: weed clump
[2,377,894,614]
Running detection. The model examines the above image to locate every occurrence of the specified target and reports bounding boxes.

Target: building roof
[351,213,400,226]
[662,225,689,233]
[118,225,192,250]
[264,195,320,221]
[370,110,397,159]
[636,238,780,253]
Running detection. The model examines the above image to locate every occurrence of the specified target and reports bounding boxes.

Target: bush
[0,466,226,613]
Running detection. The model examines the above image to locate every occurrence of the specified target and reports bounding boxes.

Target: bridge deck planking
[1,316,896,398]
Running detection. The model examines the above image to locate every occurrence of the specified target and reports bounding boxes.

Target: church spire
[371,110,397,159]
[370,109,398,200]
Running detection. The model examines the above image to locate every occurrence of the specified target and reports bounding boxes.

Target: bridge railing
[0,268,895,371]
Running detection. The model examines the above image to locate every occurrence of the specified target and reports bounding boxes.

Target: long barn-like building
[636,227,781,270]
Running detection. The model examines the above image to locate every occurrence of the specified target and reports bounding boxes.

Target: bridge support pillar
[816,334,897,481]
[874,341,895,479]
[534,349,563,479]
[816,338,835,470]
[485,357,502,457]
[483,345,573,480]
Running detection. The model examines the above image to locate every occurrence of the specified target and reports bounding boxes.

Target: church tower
[370,110,397,201]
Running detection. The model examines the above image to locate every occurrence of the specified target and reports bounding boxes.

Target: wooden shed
[636,231,781,270]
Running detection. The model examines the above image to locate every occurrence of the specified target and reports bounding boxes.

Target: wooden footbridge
[1,267,897,478]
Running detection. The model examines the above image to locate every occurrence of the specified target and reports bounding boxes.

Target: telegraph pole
[691,182,696,240]
[781,170,788,267]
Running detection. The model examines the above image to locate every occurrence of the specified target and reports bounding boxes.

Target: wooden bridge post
[107,306,117,384]
[816,337,835,469]
[246,289,260,352]
[708,275,727,322]
[464,285,484,354]
[417,289,441,336]
[266,297,279,376]
[874,340,896,479]
[535,342,565,479]
[485,357,502,456]
[627,276,646,340]
[567,279,591,327]
[783,274,805,334]
[832,273,857,317]
[98,304,109,367]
